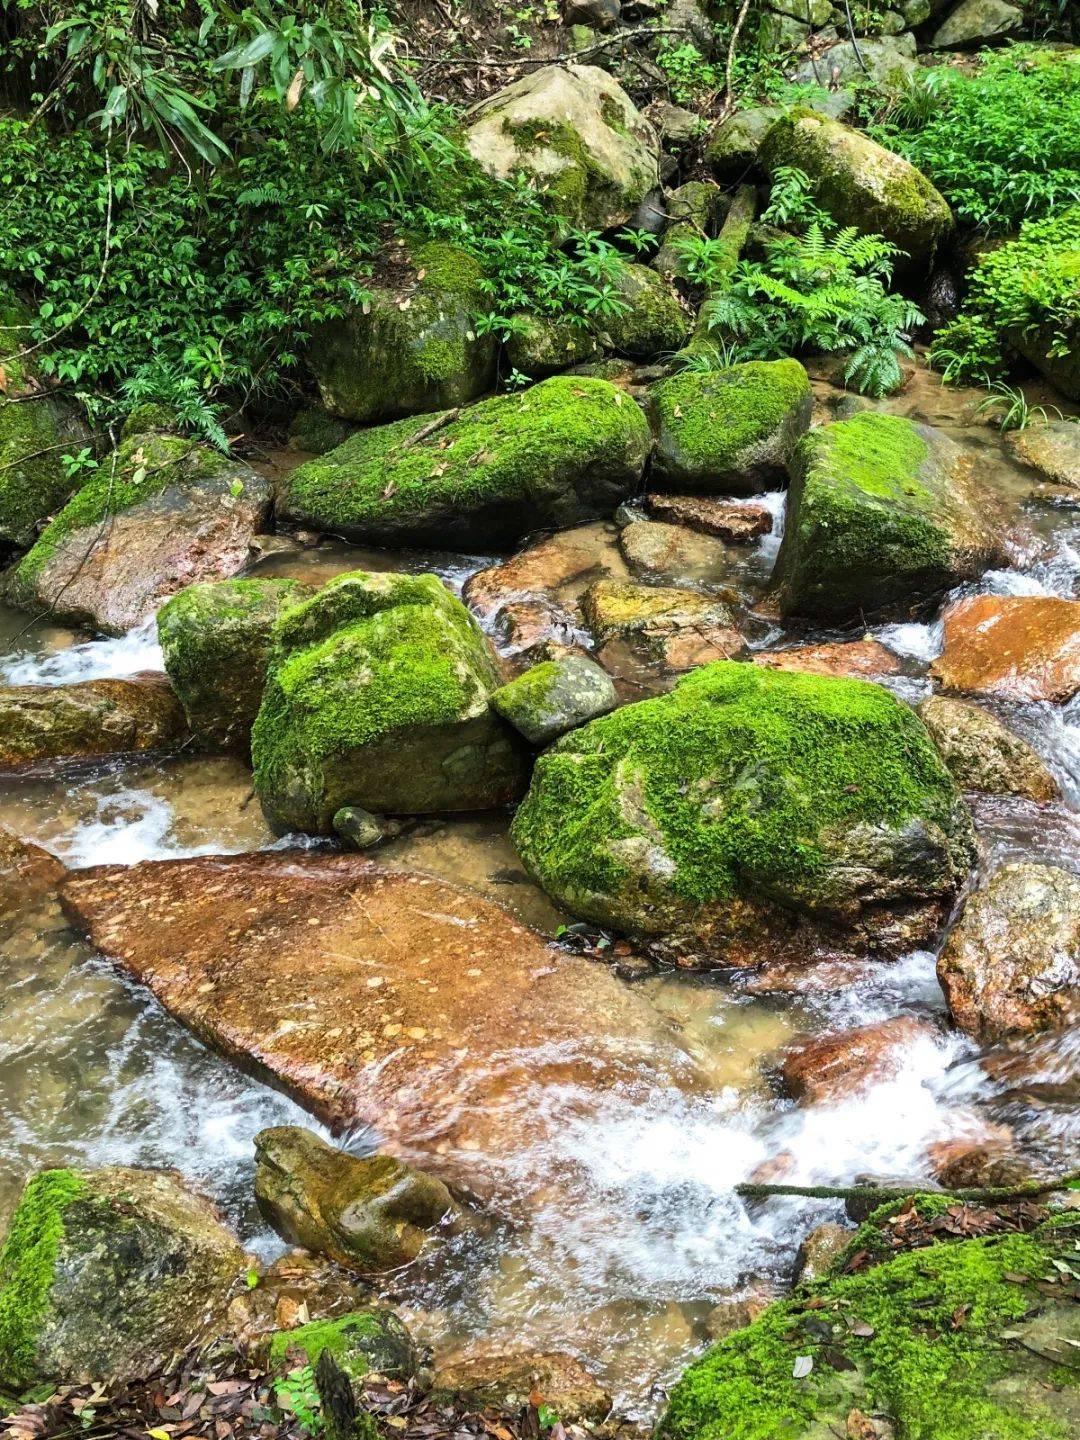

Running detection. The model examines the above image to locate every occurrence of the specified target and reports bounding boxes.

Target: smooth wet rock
[646,494,772,543]
[464,528,616,626]
[0,828,63,929]
[432,1351,611,1423]
[254,1126,454,1273]
[793,1222,853,1283]
[0,675,185,773]
[59,853,698,1198]
[0,291,90,551]
[464,65,659,232]
[928,1135,1032,1190]
[649,361,812,493]
[8,428,271,635]
[779,1016,938,1104]
[332,806,401,851]
[580,578,735,644]
[268,1308,417,1383]
[491,654,618,744]
[930,0,1022,47]
[618,519,737,586]
[704,1292,772,1340]
[931,595,1080,702]
[157,577,309,757]
[773,414,1004,624]
[752,640,901,680]
[504,314,601,378]
[275,377,651,550]
[309,240,495,424]
[917,695,1058,803]
[1006,420,1080,490]
[937,862,1080,1042]
[759,109,952,267]
[512,662,974,967]
[0,1166,245,1387]
[597,263,690,358]
[706,106,782,179]
[252,572,525,832]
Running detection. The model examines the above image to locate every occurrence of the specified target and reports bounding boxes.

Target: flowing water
[1,378,1078,1416]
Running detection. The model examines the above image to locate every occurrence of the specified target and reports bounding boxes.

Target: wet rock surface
[432,1352,612,1423]
[0,674,185,772]
[491,654,618,744]
[752,640,901,680]
[932,595,1080,702]
[917,694,1058,802]
[779,1016,939,1104]
[645,494,773,543]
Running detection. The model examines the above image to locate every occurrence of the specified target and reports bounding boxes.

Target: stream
[1,373,1078,1418]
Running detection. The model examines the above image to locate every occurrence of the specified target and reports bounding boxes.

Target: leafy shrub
[870,48,1080,232]
[931,206,1080,383]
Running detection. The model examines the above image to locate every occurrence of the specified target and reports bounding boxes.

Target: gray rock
[491,654,618,744]
[769,0,832,23]
[930,0,1022,48]
[1006,420,1080,489]
[917,695,1058,804]
[505,313,601,378]
[706,106,782,179]
[332,806,400,850]
[789,35,918,120]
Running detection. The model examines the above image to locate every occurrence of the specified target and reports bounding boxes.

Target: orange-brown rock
[0,674,185,773]
[752,640,902,681]
[646,494,773,543]
[0,827,63,923]
[931,595,1080,702]
[779,1016,938,1104]
[793,1221,853,1282]
[463,529,614,623]
[926,1133,1031,1190]
[59,853,698,1199]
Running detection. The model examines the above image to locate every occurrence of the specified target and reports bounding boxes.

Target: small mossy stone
[289,407,355,455]
[705,107,782,179]
[649,360,813,494]
[512,660,973,965]
[772,413,1004,624]
[274,376,652,550]
[251,570,527,833]
[157,577,310,757]
[269,1309,418,1384]
[504,314,601,378]
[491,655,618,744]
[332,806,393,850]
[596,263,690,360]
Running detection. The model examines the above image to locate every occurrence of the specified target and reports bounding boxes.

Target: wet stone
[646,493,773,543]
[432,1351,612,1424]
[931,595,1080,702]
[779,1017,939,1105]
[1006,419,1080,490]
[0,674,186,774]
[491,654,618,745]
[917,694,1058,803]
[580,578,736,644]
[752,640,902,681]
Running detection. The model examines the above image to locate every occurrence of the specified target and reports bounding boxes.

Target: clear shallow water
[0,416,1078,1414]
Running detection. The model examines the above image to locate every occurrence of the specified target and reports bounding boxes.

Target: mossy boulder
[504,313,601,378]
[251,571,526,833]
[0,675,185,773]
[0,293,90,552]
[463,64,660,232]
[759,108,953,267]
[930,0,1022,48]
[772,413,1004,624]
[253,1126,454,1274]
[274,376,652,549]
[157,577,310,758]
[659,1218,1080,1440]
[308,240,496,424]
[512,661,974,966]
[268,1308,418,1384]
[649,360,813,493]
[596,262,690,359]
[652,181,722,283]
[705,106,782,179]
[491,654,618,744]
[7,427,271,635]
[580,578,736,644]
[0,1166,245,1388]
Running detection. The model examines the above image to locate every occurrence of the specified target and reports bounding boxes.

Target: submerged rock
[793,1222,854,1283]
[308,240,496,424]
[917,694,1058,803]
[59,853,698,1197]
[432,1352,611,1423]
[0,1166,245,1387]
[254,1126,454,1273]
[463,64,659,232]
[157,577,309,757]
[772,414,1003,624]
[659,1220,1080,1440]
[512,662,974,967]
[0,291,90,551]
[759,109,953,267]
[752,640,901,680]
[268,1308,418,1383]
[274,377,651,549]
[779,1016,938,1104]
[931,594,1080,702]
[937,862,1080,1041]
[618,519,737,587]
[251,572,525,832]
[0,675,185,773]
[0,828,63,930]
[491,654,618,744]
[8,428,271,635]
[648,360,812,493]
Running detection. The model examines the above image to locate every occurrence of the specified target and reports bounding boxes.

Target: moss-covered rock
[8,427,270,635]
[274,376,652,549]
[759,108,953,267]
[309,240,496,424]
[0,1166,245,1388]
[649,360,813,493]
[504,313,601,378]
[596,262,690,359]
[268,1308,418,1384]
[580,578,735,644]
[491,654,618,744]
[157,577,310,758]
[512,661,974,965]
[652,181,722,283]
[253,1126,454,1274]
[772,413,1004,623]
[705,106,782,180]
[0,291,90,552]
[251,570,526,833]
[288,406,355,455]
[659,1218,1080,1440]
[0,675,185,773]
[463,64,659,232]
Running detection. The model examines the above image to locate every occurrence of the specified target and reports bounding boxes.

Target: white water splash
[0,619,164,686]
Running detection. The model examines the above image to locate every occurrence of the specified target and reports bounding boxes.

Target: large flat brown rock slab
[60,853,695,1198]
[931,594,1080,702]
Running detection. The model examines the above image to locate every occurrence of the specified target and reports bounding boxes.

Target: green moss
[269,1310,412,1382]
[409,239,486,300]
[830,1192,959,1275]
[0,1169,86,1388]
[602,262,689,359]
[512,660,962,916]
[276,375,651,547]
[660,1226,1077,1440]
[502,115,640,230]
[120,402,179,439]
[494,660,560,714]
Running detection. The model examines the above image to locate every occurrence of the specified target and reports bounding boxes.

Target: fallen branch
[736,1174,1080,1205]
[679,182,757,360]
